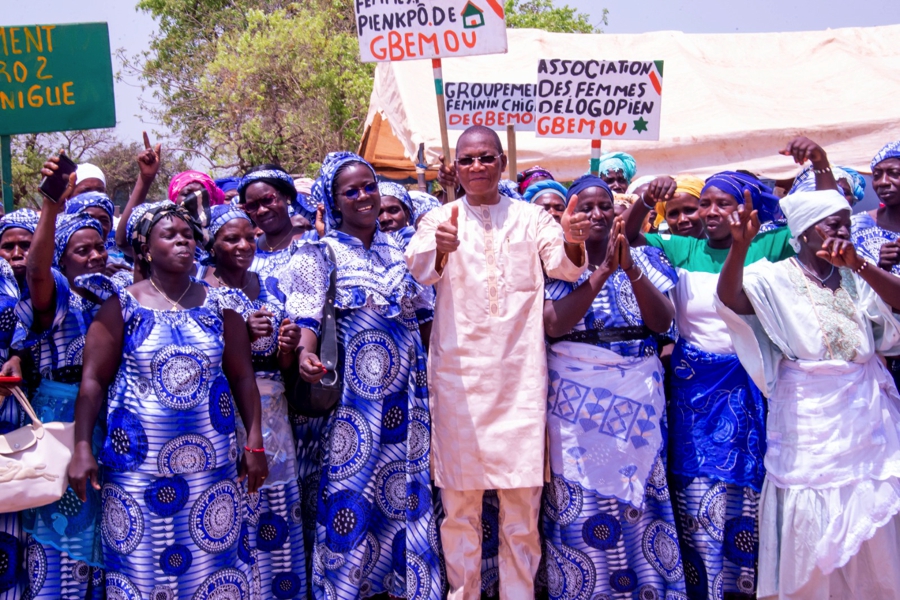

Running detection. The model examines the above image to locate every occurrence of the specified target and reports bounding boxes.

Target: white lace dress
[715,258,900,599]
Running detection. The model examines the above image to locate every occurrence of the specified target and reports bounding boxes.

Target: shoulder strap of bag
[319,243,339,386]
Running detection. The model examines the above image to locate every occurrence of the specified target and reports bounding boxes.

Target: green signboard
[0,22,116,135]
[0,22,115,212]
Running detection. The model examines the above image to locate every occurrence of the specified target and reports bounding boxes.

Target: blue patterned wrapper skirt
[667,339,766,599]
[21,379,104,599]
[100,464,252,599]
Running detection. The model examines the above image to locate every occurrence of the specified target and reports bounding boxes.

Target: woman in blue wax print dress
[0,209,38,599]
[539,175,687,599]
[67,201,268,598]
[238,166,326,577]
[13,168,109,598]
[283,151,442,599]
[201,204,307,598]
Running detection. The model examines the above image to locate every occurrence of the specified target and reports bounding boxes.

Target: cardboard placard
[354,0,508,62]
[445,81,535,131]
[536,59,663,140]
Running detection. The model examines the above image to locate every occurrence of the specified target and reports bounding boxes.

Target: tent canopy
[359,25,900,181]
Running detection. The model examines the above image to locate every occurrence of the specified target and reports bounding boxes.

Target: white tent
[359,25,900,181]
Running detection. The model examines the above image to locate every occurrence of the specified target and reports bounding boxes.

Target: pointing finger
[154,143,162,160]
[742,189,754,216]
[142,131,151,150]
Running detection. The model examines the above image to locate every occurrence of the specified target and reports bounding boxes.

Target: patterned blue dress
[78,275,252,598]
[0,259,25,600]
[539,246,688,600]
[282,230,442,600]
[250,237,327,584]
[14,269,104,599]
[216,272,306,599]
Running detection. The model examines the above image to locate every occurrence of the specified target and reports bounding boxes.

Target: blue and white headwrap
[238,168,296,205]
[65,191,114,221]
[126,201,174,246]
[702,171,782,224]
[839,167,866,204]
[293,192,318,221]
[523,180,569,205]
[54,213,104,266]
[498,179,525,201]
[788,164,866,205]
[377,182,413,216]
[312,151,377,229]
[208,204,253,239]
[872,140,900,171]
[409,191,442,224]
[0,209,39,238]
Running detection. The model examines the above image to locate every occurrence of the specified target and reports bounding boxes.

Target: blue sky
[3,0,899,146]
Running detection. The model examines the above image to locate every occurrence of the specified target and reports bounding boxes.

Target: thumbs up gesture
[561,196,590,244]
[435,204,461,254]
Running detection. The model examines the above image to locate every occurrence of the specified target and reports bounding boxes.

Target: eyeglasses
[243,194,280,212]
[457,154,500,167]
[341,181,378,200]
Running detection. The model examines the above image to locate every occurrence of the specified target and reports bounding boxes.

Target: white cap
[75,163,106,185]
[780,189,850,251]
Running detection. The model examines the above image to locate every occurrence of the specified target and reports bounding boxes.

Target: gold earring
[146,254,152,263]
[800,235,807,243]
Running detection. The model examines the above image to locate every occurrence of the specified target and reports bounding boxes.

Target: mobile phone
[39,153,78,203]
[0,376,22,384]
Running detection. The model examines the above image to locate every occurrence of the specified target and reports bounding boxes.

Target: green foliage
[505,0,605,33]
[131,0,372,176]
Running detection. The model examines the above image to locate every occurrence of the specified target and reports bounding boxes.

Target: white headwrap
[76,163,106,186]
[779,189,851,251]
[625,175,658,194]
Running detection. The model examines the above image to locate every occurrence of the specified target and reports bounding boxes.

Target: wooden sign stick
[432,58,455,203]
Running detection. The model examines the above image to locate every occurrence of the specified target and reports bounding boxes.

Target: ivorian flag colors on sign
[354,0,508,62]
[536,59,664,141]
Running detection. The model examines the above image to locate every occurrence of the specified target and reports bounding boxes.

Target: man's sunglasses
[457,154,500,167]
[341,181,379,200]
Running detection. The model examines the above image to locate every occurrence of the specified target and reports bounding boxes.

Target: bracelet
[640,193,655,211]
[244,446,265,454]
[812,166,832,175]
[854,261,868,274]
[627,268,644,283]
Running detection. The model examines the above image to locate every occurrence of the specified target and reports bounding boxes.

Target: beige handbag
[0,387,74,511]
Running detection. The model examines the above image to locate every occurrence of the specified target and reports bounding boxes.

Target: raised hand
[137,131,162,182]
[643,176,677,203]
[780,136,828,167]
[814,225,865,270]
[561,196,589,244]
[437,154,459,194]
[727,190,760,249]
[39,152,76,212]
[613,217,635,272]
[435,204,461,254]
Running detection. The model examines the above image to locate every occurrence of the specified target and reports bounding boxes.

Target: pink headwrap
[167,171,226,206]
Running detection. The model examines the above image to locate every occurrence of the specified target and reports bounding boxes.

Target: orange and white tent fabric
[358,25,900,181]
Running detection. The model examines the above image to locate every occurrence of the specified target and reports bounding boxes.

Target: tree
[505,0,605,33]
[9,129,118,209]
[8,130,189,210]
[127,0,372,176]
